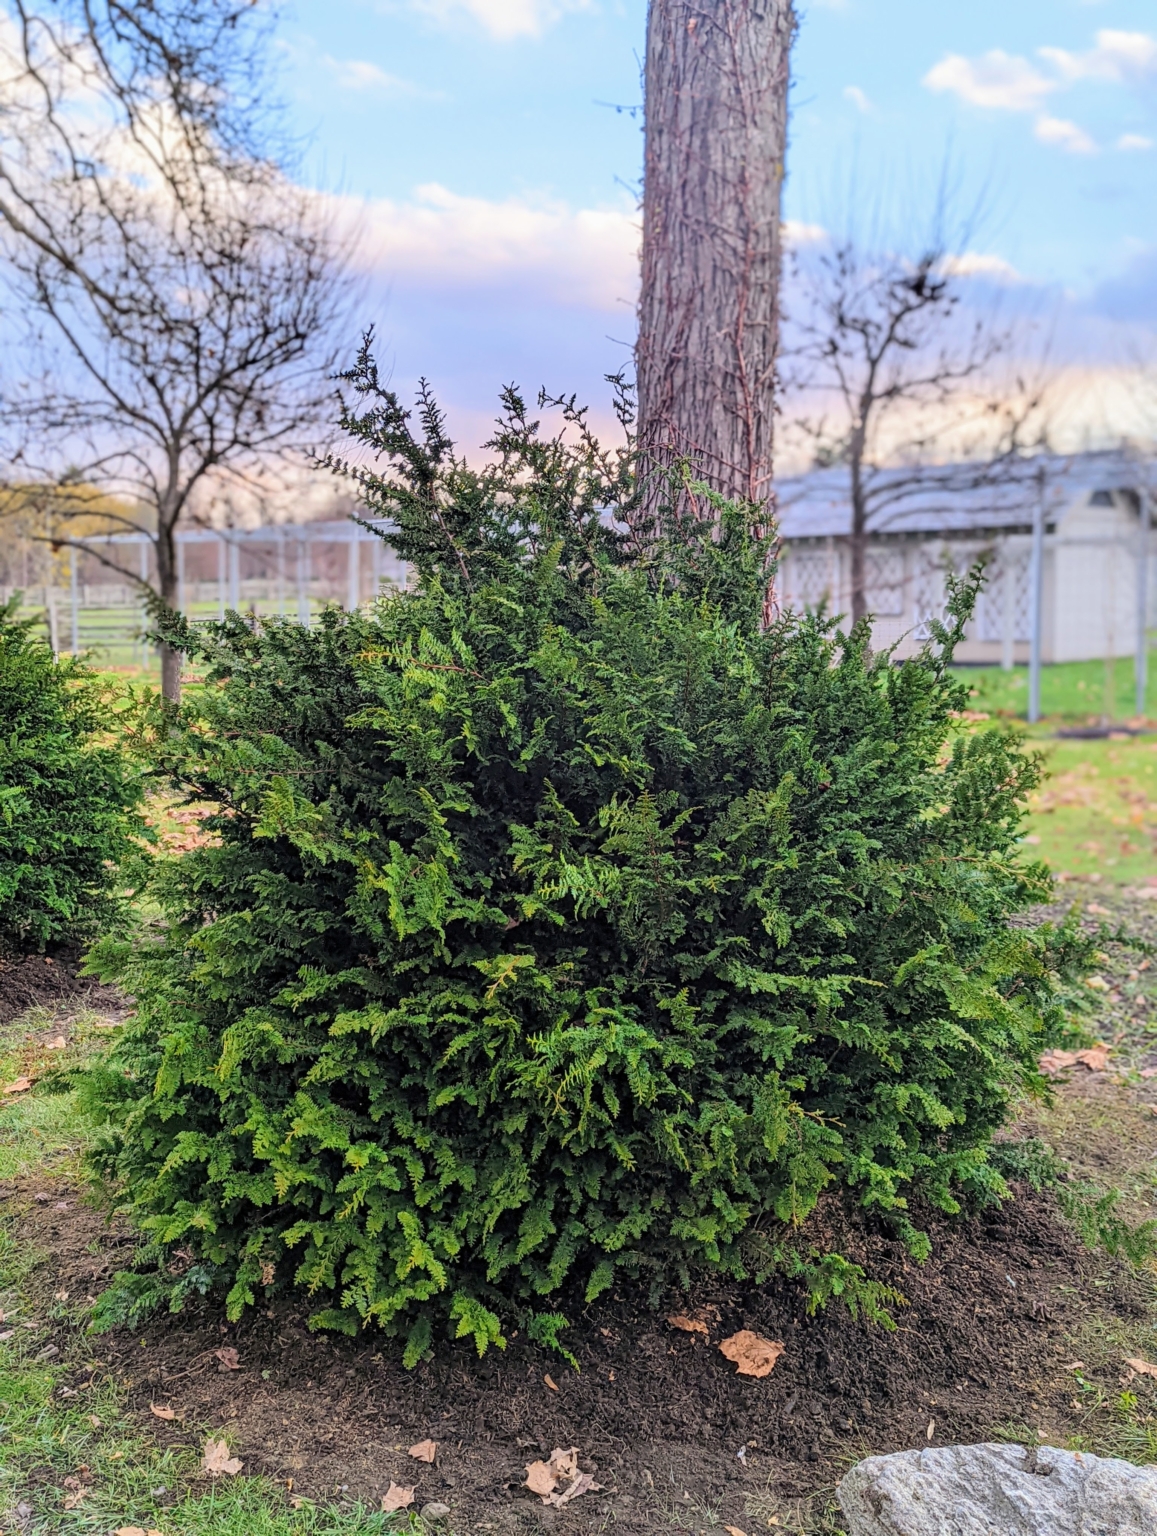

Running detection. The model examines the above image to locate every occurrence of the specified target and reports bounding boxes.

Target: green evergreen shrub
[82,345,1089,1358]
[0,596,144,952]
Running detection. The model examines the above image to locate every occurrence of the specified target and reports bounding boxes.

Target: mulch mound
[0,945,126,1027]
[6,1181,1139,1532]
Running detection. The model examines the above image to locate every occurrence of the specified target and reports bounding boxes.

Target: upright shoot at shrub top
[82,344,1088,1359]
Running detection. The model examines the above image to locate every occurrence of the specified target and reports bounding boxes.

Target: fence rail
[2,520,408,669]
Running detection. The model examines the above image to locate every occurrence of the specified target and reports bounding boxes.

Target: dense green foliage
[0,597,144,952]
[83,349,1088,1358]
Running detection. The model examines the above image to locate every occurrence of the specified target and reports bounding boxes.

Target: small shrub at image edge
[82,341,1093,1361]
[0,595,145,953]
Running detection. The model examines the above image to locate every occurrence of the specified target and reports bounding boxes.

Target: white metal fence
[1,520,409,669]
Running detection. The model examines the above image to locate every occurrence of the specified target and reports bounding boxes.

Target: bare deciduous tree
[0,0,349,699]
[782,224,1047,626]
[636,0,795,513]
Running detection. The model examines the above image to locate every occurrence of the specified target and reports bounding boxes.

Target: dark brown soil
[0,945,127,1027]
[6,1179,1142,1532]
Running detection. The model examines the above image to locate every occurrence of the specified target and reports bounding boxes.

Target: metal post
[228,535,240,611]
[139,536,150,669]
[45,580,59,657]
[276,527,285,617]
[69,545,79,654]
[1028,477,1045,725]
[1137,492,1151,719]
[347,526,359,611]
[1001,545,1015,672]
[176,532,186,615]
[296,530,310,626]
[217,533,226,621]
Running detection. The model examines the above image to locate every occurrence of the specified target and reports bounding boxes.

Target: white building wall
[779,488,1156,666]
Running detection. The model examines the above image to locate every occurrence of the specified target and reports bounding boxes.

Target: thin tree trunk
[637,0,794,513]
[849,451,868,628]
[156,522,182,705]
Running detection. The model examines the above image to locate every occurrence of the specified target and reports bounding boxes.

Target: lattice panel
[865,548,905,616]
[788,550,834,610]
[974,552,1031,643]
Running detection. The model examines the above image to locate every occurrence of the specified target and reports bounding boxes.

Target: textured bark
[637,0,794,510]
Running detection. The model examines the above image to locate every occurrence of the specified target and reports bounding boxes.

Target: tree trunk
[637,0,794,512]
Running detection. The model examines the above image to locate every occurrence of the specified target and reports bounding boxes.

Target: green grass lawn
[954,656,1151,724]
[945,660,1157,885]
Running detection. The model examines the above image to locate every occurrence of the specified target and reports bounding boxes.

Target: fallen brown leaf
[115,1528,163,1536]
[1126,1356,1157,1379]
[667,1313,708,1336]
[718,1329,784,1378]
[1141,1067,1157,1079]
[525,1461,558,1498]
[380,1483,415,1512]
[201,1438,243,1477]
[63,1486,86,1509]
[214,1346,240,1371]
[1039,1046,1110,1075]
[724,1526,747,1536]
[1087,903,1112,917]
[926,1419,935,1441]
[408,1439,437,1462]
[150,1403,177,1421]
[544,1373,559,1391]
[3,1078,31,1094]
[524,1447,601,1507]
[44,1037,67,1050]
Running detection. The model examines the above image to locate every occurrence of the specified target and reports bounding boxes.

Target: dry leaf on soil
[1039,1047,1110,1075]
[116,1528,165,1536]
[667,1314,708,1336]
[724,1527,747,1536]
[381,1483,415,1512]
[214,1346,240,1371]
[3,1078,31,1094]
[718,1330,784,1378]
[524,1446,602,1508]
[544,1373,559,1391]
[408,1439,437,1462]
[201,1438,243,1477]
[44,1037,67,1050]
[1125,1357,1157,1379]
[150,1403,177,1420]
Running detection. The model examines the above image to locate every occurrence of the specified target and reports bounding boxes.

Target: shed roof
[775,449,1153,541]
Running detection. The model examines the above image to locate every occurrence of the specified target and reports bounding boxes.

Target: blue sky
[275,0,1157,449]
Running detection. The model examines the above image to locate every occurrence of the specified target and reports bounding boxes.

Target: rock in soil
[837,1442,1157,1536]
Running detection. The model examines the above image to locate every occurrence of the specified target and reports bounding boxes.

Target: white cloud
[344,183,638,310]
[413,0,591,41]
[923,50,1055,113]
[1118,133,1154,152]
[1039,30,1157,86]
[843,85,873,114]
[324,57,439,97]
[940,252,1023,283]
[783,219,827,246]
[1034,115,1098,155]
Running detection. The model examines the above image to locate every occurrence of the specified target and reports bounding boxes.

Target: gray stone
[837,1442,1157,1536]
[420,1501,452,1521]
